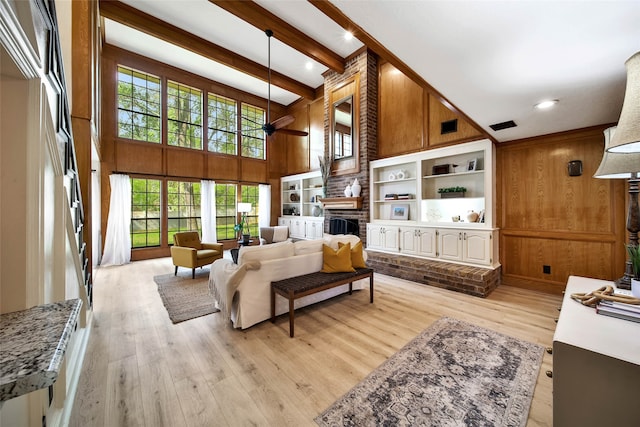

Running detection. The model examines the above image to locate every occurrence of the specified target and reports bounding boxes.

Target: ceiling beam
[309,0,491,141]
[210,0,345,75]
[99,0,315,100]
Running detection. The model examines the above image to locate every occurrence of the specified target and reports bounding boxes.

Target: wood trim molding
[210,0,345,74]
[318,197,363,209]
[99,0,315,100]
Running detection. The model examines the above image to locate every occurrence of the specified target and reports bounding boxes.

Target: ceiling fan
[259,29,308,137]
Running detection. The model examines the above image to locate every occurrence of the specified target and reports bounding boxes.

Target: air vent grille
[489,120,517,131]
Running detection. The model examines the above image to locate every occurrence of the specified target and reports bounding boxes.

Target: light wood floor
[69,256,562,427]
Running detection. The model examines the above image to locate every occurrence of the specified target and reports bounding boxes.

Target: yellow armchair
[170,231,224,278]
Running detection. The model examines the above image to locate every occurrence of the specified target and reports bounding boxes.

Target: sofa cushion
[323,233,362,250]
[237,240,294,266]
[321,243,355,273]
[293,239,324,255]
[338,241,366,269]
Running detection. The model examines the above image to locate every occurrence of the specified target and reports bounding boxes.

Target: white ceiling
[104,0,640,142]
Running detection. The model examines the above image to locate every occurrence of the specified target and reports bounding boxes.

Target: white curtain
[101,174,131,266]
[201,180,217,242]
[258,184,271,227]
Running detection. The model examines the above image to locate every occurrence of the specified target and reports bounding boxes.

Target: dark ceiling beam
[99,0,315,100]
[309,0,491,140]
[210,0,345,74]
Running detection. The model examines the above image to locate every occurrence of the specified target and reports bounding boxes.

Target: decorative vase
[466,210,479,223]
[632,279,640,298]
[351,178,361,197]
[344,184,352,197]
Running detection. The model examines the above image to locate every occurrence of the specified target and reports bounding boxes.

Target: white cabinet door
[400,227,419,254]
[278,217,290,228]
[367,224,399,252]
[438,229,462,261]
[305,219,324,239]
[382,226,400,252]
[463,231,492,265]
[417,228,437,257]
[400,227,436,257]
[290,218,305,238]
[367,224,385,250]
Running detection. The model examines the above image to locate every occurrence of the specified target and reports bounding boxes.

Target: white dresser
[553,276,640,427]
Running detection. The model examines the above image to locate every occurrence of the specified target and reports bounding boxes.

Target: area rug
[315,317,544,427]
[153,269,219,324]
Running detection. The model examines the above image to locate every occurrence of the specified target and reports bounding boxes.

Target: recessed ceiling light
[344,31,354,41]
[534,99,559,110]
[305,61,313,71]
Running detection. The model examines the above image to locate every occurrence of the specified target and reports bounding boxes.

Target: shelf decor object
[594,126,640,290]
[438,186,467,198]
[237,202,252,243]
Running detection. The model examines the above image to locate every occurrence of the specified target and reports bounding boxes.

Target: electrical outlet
[543,265,551,274]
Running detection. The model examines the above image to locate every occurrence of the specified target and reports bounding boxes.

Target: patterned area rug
[316,317,543,427]
[154,268,219,324]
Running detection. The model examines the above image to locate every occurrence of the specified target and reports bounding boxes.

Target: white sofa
[209,234,368,329]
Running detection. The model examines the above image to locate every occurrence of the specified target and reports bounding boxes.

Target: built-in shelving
[368,139,499,268]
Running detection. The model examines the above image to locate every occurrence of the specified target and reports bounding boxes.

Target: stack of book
[596,300,640,323]
[397,193,412,200]
[384,194,398,200]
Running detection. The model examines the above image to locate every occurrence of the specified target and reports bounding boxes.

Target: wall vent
[489,120,517,131]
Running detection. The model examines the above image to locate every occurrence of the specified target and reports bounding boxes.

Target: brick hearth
[366,251,501,297]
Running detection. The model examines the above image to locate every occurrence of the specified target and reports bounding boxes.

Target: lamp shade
[594,126,640,178]
[238,202,252,213]
[607,51,640,153]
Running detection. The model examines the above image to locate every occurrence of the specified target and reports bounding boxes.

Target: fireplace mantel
[318,197,363,210]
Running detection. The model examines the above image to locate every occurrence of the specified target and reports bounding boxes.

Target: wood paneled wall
[377,61,485,158]
[496,127,627,293]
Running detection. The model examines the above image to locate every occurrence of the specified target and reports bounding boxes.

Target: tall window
[208,94,237,154]
[131,178,161,248]
[117,66,161,143]
[241,103,265,159]
[167,81,202,149]
[215,183,237,240]
[167,181,201,243]
[240,185,259,237]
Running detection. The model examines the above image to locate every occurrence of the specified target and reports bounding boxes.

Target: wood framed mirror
[330,73,359,175]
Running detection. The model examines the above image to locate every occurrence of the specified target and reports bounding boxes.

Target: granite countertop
[0,299,82,401]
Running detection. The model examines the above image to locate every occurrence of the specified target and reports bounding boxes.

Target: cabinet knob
[459,232,462,240]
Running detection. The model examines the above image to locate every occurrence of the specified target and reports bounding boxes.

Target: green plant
[437,186,467,193]
[626,244,640,280]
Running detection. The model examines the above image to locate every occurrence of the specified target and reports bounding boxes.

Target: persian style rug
[154,269,219,324]
[316,317,543,427]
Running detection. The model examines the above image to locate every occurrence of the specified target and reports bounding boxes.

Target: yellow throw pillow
[339,241,367,269]
[321,243,355,273]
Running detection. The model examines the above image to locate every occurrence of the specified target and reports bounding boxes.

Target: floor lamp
[594,126,640,290]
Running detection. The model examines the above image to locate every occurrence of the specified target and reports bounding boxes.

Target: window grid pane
[241,103,265,159]
[208,94,237,155]
[241,185,259,237]
[117,66,161,143]
[167,180,202,244]
[167,81,203,149]
[215,183,237,240]
[131,178,161,248]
